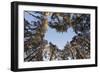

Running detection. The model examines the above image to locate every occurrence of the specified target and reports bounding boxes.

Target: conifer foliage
[24,11,90,62]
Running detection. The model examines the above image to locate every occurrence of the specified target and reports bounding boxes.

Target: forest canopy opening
[24,11,90,62]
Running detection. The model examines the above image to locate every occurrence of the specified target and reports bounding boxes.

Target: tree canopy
[24,11,90,61]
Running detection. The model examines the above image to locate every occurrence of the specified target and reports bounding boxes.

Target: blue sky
[24,11,77,50]
[44,26,76,50]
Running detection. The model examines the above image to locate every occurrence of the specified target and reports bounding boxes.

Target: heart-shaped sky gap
[44,26,76,50]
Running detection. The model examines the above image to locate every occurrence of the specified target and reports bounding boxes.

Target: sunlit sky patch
[44,26,76,50]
